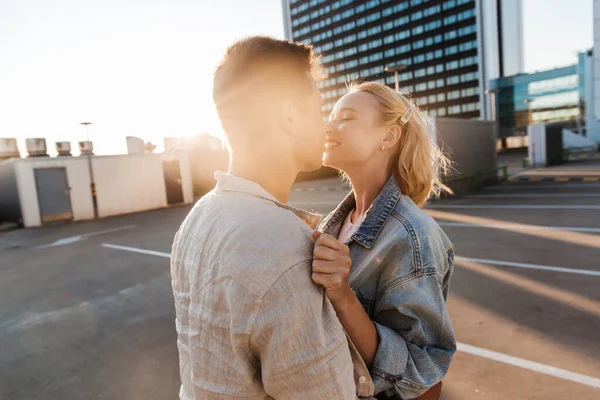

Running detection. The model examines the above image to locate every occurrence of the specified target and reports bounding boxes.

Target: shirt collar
[215,171,322,229]
[321,175,402,249]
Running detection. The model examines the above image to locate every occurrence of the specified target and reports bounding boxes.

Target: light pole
[484,89,500,121]
[80,122,98,219]
[523,98,535,127]
[384,64,409,93]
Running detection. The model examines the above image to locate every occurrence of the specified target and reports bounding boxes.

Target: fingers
[314,232,349,253]
[311,270,349,289]
[312,230,322,240]
[312,258,350,274]
[314,245,338,262]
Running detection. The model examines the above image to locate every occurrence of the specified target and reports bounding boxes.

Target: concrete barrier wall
[0,160,21,223]
[93,154,168,218]
[432,118,498,194]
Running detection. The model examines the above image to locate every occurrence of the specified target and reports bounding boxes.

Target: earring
[381,145,385,151]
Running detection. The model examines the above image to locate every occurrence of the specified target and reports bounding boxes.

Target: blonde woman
[312,82,456,400]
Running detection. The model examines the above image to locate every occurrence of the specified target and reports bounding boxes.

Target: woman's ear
[383,125,402,149]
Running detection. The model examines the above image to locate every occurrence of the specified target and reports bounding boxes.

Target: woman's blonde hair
[349,81,453,206]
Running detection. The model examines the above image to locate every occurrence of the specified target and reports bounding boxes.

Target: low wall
[432,118,498,195]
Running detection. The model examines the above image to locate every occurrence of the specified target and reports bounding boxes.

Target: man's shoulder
[198,190,316,297]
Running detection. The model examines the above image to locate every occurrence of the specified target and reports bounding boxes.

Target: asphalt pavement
[1,164,599,400]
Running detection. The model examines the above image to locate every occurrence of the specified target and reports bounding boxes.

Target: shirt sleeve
[370,272,456,399]
[249,261,358,400]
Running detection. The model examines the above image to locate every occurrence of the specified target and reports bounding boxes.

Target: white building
[0,150,193,228]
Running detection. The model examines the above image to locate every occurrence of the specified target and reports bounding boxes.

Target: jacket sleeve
[370,258,456,398]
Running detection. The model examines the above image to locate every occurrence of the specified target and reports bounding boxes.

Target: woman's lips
[325,139,341,149]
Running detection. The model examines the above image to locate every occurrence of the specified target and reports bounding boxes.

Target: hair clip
[400,108,413,125]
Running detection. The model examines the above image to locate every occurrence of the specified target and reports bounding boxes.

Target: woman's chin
[322,150,343,170]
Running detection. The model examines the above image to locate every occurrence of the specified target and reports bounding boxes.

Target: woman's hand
[311,231,354,307]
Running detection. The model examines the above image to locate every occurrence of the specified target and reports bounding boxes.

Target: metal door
[163,160,184,205]
[34,168,73,223]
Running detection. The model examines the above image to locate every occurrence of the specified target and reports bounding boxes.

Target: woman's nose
[326,120,337,132]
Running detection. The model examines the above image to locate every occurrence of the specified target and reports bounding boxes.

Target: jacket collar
[321,175,402,249]
[215,172,322,229]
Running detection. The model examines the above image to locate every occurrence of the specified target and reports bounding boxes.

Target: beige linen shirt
[171,172,374,399]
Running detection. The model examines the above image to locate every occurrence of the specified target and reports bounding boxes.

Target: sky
[0,0,593,156]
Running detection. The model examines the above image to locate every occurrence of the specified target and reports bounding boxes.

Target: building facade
[282,0,524,120]
[489,52,591,139]
[590,0,600,143]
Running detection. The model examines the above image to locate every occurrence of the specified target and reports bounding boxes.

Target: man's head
[213,36,326,172]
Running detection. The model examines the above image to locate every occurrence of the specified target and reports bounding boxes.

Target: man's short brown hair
[213,36,323,138]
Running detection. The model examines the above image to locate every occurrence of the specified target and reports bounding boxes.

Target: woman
[311,82,456,400]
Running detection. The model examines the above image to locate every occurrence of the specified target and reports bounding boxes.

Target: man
[170,36,374,399]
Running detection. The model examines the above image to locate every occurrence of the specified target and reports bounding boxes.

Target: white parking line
[37,225,137,248]
[485,183,600,190]
[101,243,170,258]
[428,205,600,210]
[457,343,600,389]
[438,222,600,234]
[102,242,600,389]
[466,193,600,198]
[455,256,600,277]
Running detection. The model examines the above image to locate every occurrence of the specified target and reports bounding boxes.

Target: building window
[448,105,461,115]
[415,68,427,78]
[444,15,457,25]
[459,25,477,37]
[366,11,381,22]
[394,16,410,27]
[412,10,424,21]
[414,54,426,64]
[425,20,442,32]
[459,40,478,52]
[445,46,459,56]
[445,30,458,41]
[424,5,442,17]
[415,82,427,92]
[369,52,384,62]
[446,60,459,70]
[397,44,411,54]
[448,90,461,100]
[447,76,460,85]
[395,30,410,41]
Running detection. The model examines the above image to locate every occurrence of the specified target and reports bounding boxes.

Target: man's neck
[229,152,298,204]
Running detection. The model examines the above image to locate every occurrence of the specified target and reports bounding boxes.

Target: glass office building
[282,0,523,120]
[490,56,586,138]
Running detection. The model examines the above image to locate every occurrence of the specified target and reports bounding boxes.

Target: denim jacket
[319,176,456,399]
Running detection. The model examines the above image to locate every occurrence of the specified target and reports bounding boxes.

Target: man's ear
[383,124,402,148]
[279,100,298,136]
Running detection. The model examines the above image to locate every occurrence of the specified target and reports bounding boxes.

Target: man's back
[171,173,359,399]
